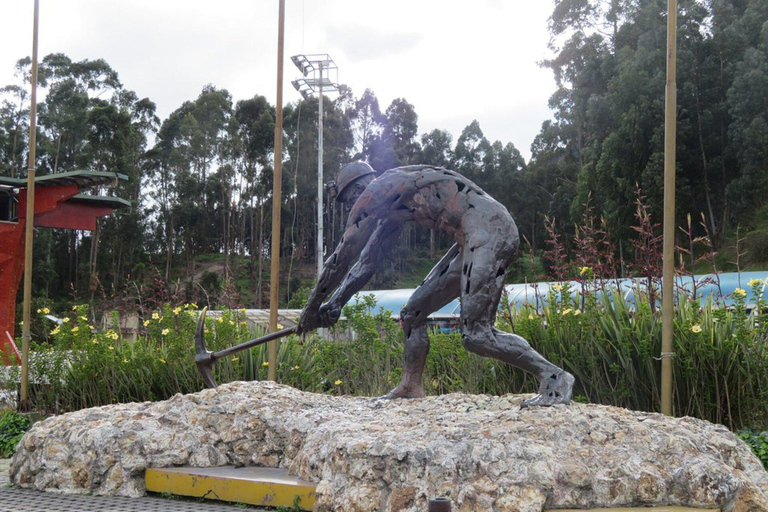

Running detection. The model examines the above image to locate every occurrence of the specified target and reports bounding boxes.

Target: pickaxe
[194,307,297,388]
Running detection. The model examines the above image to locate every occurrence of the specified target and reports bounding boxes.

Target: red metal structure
[0,171,128,363]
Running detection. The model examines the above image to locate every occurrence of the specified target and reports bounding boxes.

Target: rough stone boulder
[10,381,768,511]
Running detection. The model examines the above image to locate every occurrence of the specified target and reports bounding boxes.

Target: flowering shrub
[5,305,252,413]
[3,281,768,432]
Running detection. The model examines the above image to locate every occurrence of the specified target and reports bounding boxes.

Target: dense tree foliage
[2,0,767,311]
[532,0,768,250]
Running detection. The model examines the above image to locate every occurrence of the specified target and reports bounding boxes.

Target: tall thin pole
[317,62,324,277]
[267,0,286,382]
[19,0,40,412]
[661,0,678,416]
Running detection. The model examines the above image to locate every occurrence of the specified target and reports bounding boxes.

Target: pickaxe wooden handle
[194,307,298,388]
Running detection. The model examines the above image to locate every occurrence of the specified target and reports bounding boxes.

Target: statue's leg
[380,243,462,399]
[459,241,574,407]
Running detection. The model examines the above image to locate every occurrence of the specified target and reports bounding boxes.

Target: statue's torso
[350,166,514,247]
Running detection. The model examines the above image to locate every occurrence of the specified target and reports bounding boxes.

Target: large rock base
[10,382,768,511]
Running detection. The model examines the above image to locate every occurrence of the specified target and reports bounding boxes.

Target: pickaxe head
[194,307,218,388]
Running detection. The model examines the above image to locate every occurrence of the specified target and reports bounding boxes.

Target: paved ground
[0,459,9,488]
[0,459,268,511]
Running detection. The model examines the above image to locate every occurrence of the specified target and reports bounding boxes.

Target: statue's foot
[376,383,425,400]
[521,371,574,408]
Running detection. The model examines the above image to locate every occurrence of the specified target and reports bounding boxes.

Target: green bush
[745,229,768,264]
[738,429,768,469]
[0,409,32,458]
[2,304,253,413]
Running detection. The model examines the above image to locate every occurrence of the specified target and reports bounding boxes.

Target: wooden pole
[661,0,678,416]
[267,0,286,382]
[19,0,40,412]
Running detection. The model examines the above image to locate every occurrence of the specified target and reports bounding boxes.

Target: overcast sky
[0,0,557,162]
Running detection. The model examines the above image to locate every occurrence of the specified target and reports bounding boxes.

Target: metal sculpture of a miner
[297,161,575,407]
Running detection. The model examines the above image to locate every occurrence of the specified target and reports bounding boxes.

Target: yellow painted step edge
[145,467,316,510]
[549,508,719,512]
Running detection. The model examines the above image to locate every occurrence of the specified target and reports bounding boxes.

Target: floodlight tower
[291,54,339,277]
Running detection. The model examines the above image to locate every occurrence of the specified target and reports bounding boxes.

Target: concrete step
[145,466,316,510]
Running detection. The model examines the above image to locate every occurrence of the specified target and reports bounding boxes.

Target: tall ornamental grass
[2,280,767,431]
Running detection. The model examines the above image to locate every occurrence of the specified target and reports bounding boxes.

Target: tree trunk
[223,183,230,282]
[430,229,436,259]
[257,200,264,308]
[88,220,101,306]
[53,133,62,174]
[69,231,77,292]
[165,214,174,282]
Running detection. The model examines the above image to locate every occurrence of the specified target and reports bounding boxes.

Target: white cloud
[0,0,557,161]
[326,26,422,63]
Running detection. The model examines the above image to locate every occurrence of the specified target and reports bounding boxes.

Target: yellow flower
[232,356,239,362]
[173,307,182,315]
[79,316,87,321]
[733,288,747,298]
[240,321,247,326]
[562,308,573,316]
[552,284,563,291]
[528,314,535,320]
[36,308,41,314]
[62,317,70,323]
[240,308,246,313]
[229,320,235,325]
[72,305,78,311]
[108,346,114,351]
[143,320,151,327]
[217,317,224,323]
[291,365,300,371]
[277,323,284,329]
[690,324,702,333]
[91,339,98,344]
[159,358,166,364]
[334,379,342,386]
[262,361,269,367]
[187,310,196,317]
[161,328,170,336]
[51,326,61,335]
[152,312,160,320]
[579,266,590,276]
[123,359,129,364]
[42,307,50,314]
[573,309,581,316]
[204,328,210,334]
[72,326,79,332]
[748,278,765,288]
[88,325,94,330]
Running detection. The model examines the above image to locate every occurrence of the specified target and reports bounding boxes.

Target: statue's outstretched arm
[323,219,404,317]
[299,215,379,332]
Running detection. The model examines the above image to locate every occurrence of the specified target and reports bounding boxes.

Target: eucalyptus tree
[369,97,420,171]
[282,91,353,298]
[0,59,32,177]
[150,85,233,274]
[452,120,491,185]
[349,88,385,161]
[419,129,453,167]
[234,95,274,303]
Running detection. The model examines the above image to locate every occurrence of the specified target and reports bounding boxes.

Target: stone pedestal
[10,381,768,511]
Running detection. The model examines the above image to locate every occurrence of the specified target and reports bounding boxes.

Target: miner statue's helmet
[334,161,376,203]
